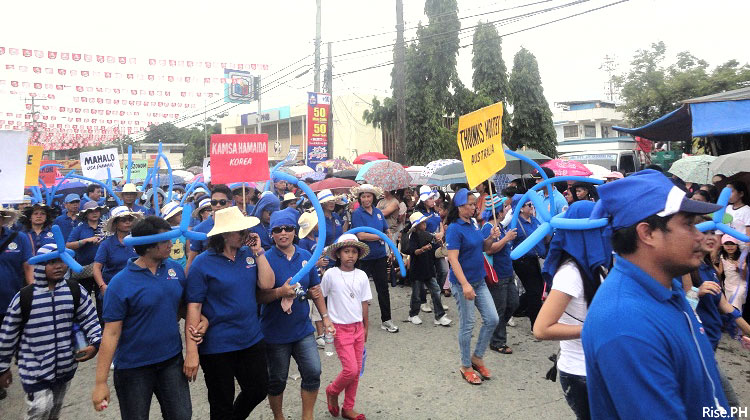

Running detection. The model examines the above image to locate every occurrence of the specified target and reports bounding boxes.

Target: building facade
[552,100,632,154]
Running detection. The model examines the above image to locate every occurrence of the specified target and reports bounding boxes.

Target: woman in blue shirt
[67,201,106,294]
[445,189,500,385]
[258,208,332,420]
[185,206,275,420]
[21,203,55,253]
[319,189,343,247]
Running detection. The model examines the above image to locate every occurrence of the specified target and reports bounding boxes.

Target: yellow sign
[24,145,44,187]
[456,101,506,189]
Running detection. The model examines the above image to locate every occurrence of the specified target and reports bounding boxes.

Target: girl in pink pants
[321,234,372,420]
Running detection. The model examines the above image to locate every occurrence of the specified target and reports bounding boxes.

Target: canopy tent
[613,87,750,143]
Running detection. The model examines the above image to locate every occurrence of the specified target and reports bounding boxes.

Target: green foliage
[508,48,557,157]
[471,21,511,137]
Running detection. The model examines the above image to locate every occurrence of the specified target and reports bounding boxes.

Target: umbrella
[355,160,384,181]
[298,171,327,182]
[281,165,316,176]
[153,174,186,186]
[709,150,750,178]
[185,166,203,175]
[362,160,411,191]
[541,159,592,177]
[498,149,552,175]
[55,180,88,192]
[583,163,611,180]
[172,170,195,183]
[405,166,428,185]
[334,169,358,180]
[315,159,356,172]
[309,177,360,192]
[426,162,468,186]
[668,155,717,184]
[353,152,388,164]
[420,159,462,179]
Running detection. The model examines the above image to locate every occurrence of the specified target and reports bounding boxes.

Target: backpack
[19,279,81,329]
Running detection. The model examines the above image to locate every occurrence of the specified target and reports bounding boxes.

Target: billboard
[306,92,330,168]
[224,69,259,103]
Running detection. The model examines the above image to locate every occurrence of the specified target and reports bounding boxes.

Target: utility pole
[203,99,208,157]
[25,95,47,143]
[393,0,407,164]
[599,54,619,103]
[314,0,322,93]
[257,75,262,138]
[325,42,333,159]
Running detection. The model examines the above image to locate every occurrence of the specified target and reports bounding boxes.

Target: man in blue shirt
[80,184,106,208]
[185,184,233,274]
[117,183,148,214]
[350,184,398,333]
[533,167,567,216]
[582,169,731,419]
[250,192,281,251]
[510,193,547,330]
[53,194,82,240]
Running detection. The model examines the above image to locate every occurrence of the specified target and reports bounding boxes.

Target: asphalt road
[2,282,749,419]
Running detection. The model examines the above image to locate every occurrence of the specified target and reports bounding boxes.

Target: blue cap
[453,188,469,207]
[64,194,81,203]
[593,169,722,230]
[270,207,299,230]
[511,193,524,210]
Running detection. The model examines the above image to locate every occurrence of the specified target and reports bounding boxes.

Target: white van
[560,150,642,174]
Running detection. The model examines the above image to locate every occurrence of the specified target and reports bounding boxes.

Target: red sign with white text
[39,160,61,186]
[209,134,269,184]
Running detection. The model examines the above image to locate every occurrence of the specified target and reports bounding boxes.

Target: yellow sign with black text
[24,145,43,187]
[456,101,506,189]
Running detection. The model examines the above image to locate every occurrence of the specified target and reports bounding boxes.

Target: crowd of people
[0,164,749,419]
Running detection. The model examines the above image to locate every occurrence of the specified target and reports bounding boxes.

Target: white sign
[80,148,122,180]
[287,145,300,162]
[245,110,281,125]
[0,131,30,204]
[202,157,211,182]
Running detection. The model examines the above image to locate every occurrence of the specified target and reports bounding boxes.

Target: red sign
[39,160,60,186]
[209,134,269,184]
[306,92,331,167]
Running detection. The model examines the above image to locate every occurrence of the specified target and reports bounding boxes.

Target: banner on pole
[306,92,330,168]
[224,69,259,103]
[0,131,31,203]
[25,145,43,187]
[39,160,61,186]
[202,157,211,183]
[209,134,269,184]
[456,102,506,189]
[123,159,148,181]
[80,148,122,180]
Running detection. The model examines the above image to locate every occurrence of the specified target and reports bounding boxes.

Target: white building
[552,100,633,154]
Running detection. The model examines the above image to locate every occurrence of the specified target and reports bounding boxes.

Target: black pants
[199,341,269,420]
[512,256,544,330]
[410,277,445,320]
[359,257,391,322]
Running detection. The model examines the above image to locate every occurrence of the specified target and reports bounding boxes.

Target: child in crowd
[322,234,371,420]
[718,235,746,310]
[0,243,101,420]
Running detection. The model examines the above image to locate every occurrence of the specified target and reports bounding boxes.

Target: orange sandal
[460,368,482,385]
[472,363,492,380]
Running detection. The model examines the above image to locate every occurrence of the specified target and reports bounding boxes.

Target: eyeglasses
[211,199,228,206]
[524,203,534,208]
[272,226,296,234]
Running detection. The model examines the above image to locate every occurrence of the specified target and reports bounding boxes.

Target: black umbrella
[334,169,358,180]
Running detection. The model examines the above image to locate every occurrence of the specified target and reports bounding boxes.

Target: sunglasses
[524,203,534,208]
[272,226,296,234]
[211,199,228,206]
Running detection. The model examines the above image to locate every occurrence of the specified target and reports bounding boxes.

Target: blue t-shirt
[80,195,106,208]
[582,257,730,419]
[189,218,214,253]
[0,228,33,314]
[68,223,103,266]
[261,246,320,344]
[696,262,723,350]
[298,237,317,254]
[169,235,187,268]
[103,259,186,369]
[53,214,81,242]
[445,218,485,285]
[482,222,513,279]
[512,216,546,258]
[94,235,138,284]
[324,212,344,246]
[350,207,388,260]
[25,228,55,253]
[186,247,263,354]
[129,204,148,214]
[538,188,567,216]
[249,222,273,251]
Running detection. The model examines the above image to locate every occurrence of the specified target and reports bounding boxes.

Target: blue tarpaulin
[613,87,750,142]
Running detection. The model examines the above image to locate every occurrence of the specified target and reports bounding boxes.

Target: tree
[471,21,511,137]
[142,122,183,144]
[508,47,557,157]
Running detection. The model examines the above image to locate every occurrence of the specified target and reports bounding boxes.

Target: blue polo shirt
[512,216,546,258]
[482,222,513,279]
[169,235,187,268]
[188,218,214,253]
[53,214,81,242]
[696,262,723,350]
[261,246,320,344]
[249,222,273,250]
[68,223,102,265]
[424,209,442,234]
[103,259,186,369]
[351,207,388,260]
[445,218,485,285]
[25,228,55,253]
[94,235,138,284]
[324,212,344,246]
[537,188,567,216]
[129,204,148,214]
[186,247,263,354]
[582,257,730,419]
[80,195,106,208]
[0,228,32,315]
[298,237,317,254]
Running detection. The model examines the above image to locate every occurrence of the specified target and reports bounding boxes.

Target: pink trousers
[326,322,365,410]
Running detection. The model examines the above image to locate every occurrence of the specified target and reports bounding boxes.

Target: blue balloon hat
[27,225,84,273]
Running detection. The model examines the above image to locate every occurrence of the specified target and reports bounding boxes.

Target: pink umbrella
[352,152,388,164]
[540,159,593,176]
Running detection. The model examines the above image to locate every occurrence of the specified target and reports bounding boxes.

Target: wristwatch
[254,249,265,258]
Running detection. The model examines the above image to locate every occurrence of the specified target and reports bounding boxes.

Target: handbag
[483,254,498,287]
[70,263,94,280]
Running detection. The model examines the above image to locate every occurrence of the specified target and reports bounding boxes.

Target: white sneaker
[407,315,423,325]
[381,320,399,333]
[442,303,449,311]
[316,335,326,349]
[420,303,432,313]
[507,317,516,327]
[434,315,452,326]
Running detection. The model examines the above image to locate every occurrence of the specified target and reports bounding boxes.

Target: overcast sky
[2,0,749,133]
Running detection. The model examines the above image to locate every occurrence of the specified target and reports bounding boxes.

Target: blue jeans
[410,277,445,319]
[488,276,519,348]
[113,353,191,420]
[265,334,322,395]
[559,371,590,420]
[451,281,499,367]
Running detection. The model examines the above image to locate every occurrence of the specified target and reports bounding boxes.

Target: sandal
[491,345,513,354]
[326,389,339,417]
[460,368,482,385]
[342,412,366,420]
[472,363,492,380]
